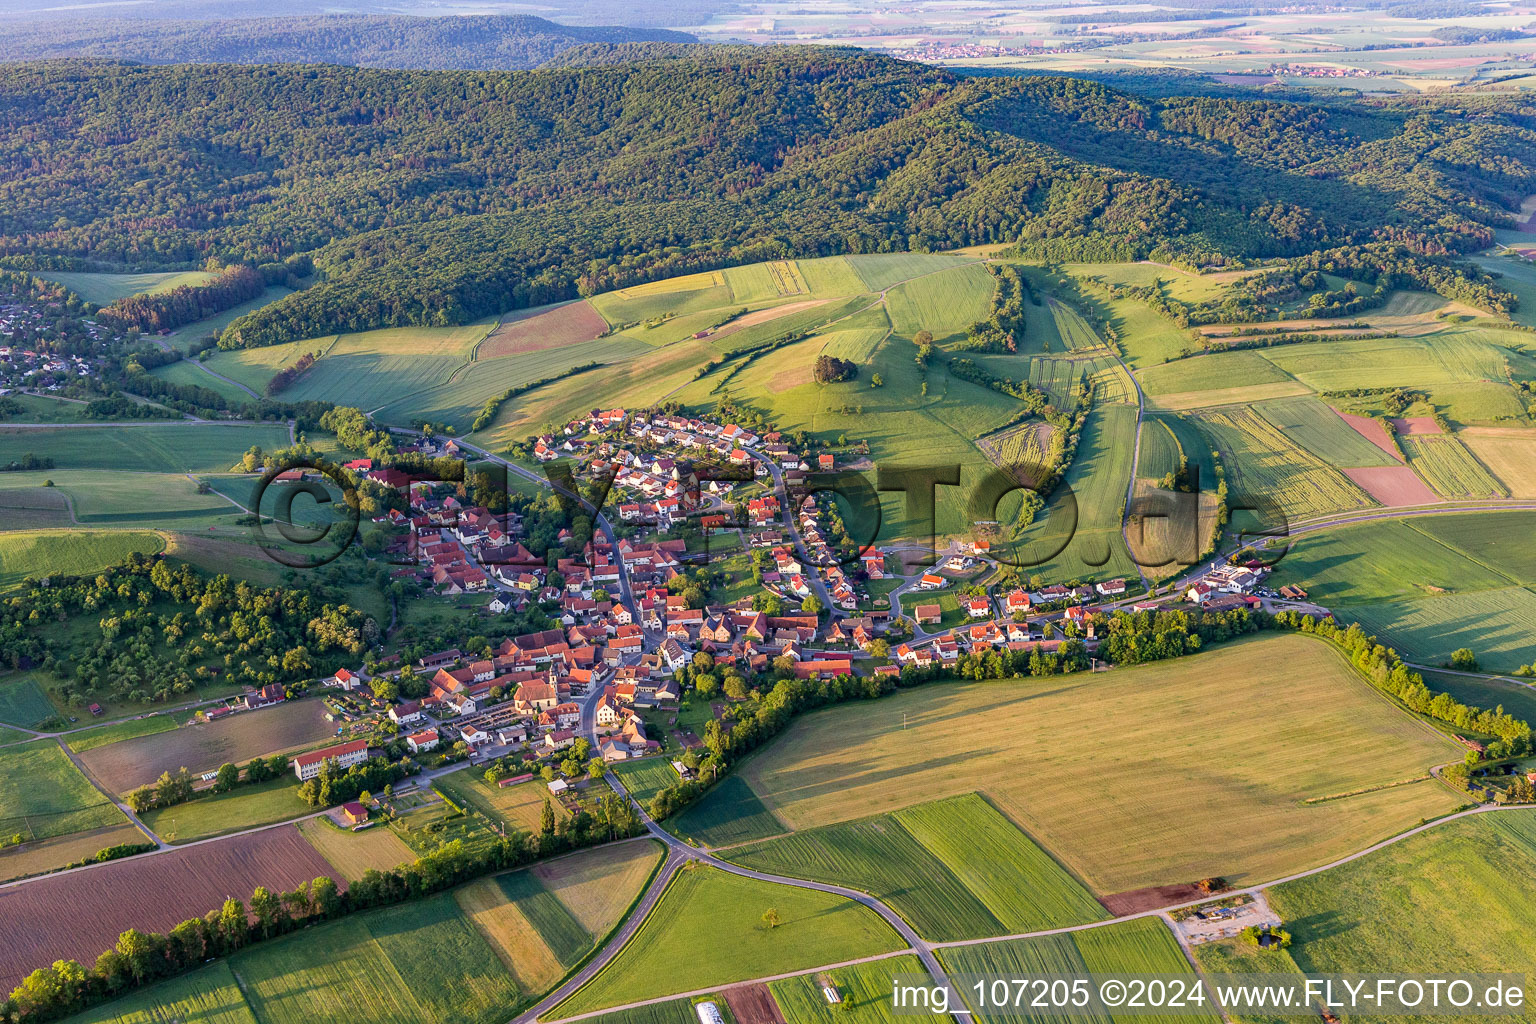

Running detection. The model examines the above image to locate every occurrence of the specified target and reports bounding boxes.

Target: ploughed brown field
[724,982,787,1024]
[77,699,337,793]
[1334,410,1404,462]
[479,300,608,358]
[0,824,335,990]
[1342,466,1440,507]
[1391,416,1443,436]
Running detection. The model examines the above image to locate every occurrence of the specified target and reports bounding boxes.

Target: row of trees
[97,265,266,334]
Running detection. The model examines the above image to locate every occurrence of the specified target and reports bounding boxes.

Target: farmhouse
[292,739,369,780]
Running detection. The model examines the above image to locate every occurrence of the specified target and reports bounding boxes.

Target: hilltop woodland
[0,14,695,70]
[0,49,1532,353]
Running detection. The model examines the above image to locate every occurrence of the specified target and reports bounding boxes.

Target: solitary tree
[762,908,781,929]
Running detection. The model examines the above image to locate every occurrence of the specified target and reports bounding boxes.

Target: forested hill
[0,15,696,70]
[1,48,1533,348]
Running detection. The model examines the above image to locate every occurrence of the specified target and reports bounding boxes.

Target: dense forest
[0,14,695,70]
[0,48,1531,348]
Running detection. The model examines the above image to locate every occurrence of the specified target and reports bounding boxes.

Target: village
[223,404,1294,820]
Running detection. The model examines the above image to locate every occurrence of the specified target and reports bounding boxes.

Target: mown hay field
[297,817,415,880]
[554,864,903,1017]
[695,634,1460,893]
[725,793,1106,940]
[1459,427,1536,497]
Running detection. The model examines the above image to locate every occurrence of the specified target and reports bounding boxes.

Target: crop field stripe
[724,811,1006,941]
[495,868,592,967]
[891,794,1108,932]
[1399,434,1507,499]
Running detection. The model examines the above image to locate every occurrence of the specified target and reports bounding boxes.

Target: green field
[684,634,1461,892]
[942,917,1220,1024]
[1009,402,1139,582]
[1401,434,1508,498]
[0,739,127,841]
[769,955,949,1023]
[725,793,1106,940]
[884,262,996,343]
[0,470,239,530]
[64,715,179,753]
[1137,350,1297,398]
[1418,670,1536,731]
[554,864,903,1016]
[140,777,312,843]
[148,359,257,405]
[847,253,974,292]
[1135,415,1182,481]
[0,530,165,590]
[376,336,647,431]
[0,672,57,727]
[1258,333,1509,393]
[1191,936,1305,1024]
[433,766,566,834]
[1254,396,1399,467]
[1192,406,1373,523]
[1268,809,1536,1024]
[1269,516,1516,606]
[38,269,216,306]
[611,758,683,810]
[1348,587,1536,672]
[670,774,788,848]
[63,961,259,1024]
[0,423,293,474]
[237,893,519,1024]
[204,321,493,413]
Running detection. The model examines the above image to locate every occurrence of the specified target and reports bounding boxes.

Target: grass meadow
[0,740,127,842]
[554,864,903,1016]
[1267,810,1536,1024]
[692,634,1461,892]
[38,269,216,306]
[296,817,415,880]
[147,359,257,404]
[64,715,179,754]
[139,777,311,843]
[724,793,1106,940]
[433,767,567,833]
[0,673,58,727]
[1346,587,1536,671]
[611,757,683,809]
